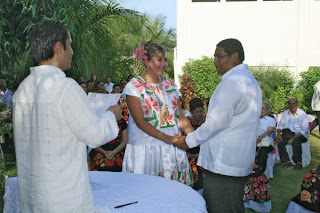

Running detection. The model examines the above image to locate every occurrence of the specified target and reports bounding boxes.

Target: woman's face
[145,52,167,78]
[260,104,268,118]
[191,107,204,121]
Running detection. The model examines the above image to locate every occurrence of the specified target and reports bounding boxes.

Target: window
[226,0,257,1]
[192,0,220,2]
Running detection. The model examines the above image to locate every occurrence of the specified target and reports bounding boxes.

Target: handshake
[172,134,190,150]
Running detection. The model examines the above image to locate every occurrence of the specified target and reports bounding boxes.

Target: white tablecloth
[4,171,207,213]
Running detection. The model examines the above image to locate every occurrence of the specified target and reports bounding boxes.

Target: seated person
[0,78,13,108]
[255,101,276,175]
[89,118,127,172]
[287,164,320,212]
[243,102,275,212]
[187,98,205,191]
[95,81,106,93]
[87,81,95,93]
[79,82,87,94]
[112,84,121,94]
[276,98,311,170]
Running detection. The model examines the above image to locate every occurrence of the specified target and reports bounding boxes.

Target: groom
[175,38,262,213]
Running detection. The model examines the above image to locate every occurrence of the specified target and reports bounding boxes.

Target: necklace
[144,74,169,120]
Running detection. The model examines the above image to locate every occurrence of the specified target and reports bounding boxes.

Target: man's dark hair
[29,19,69,65]
[113,83,121,88]
[216,38,245,63]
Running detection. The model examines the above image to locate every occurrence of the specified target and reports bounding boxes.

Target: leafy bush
[294,67,320,112]
[180,58,298,113]
[179,56,221,107]
[250,66,295,113]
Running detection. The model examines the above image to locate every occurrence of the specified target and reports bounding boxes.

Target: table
[4,171,207,213]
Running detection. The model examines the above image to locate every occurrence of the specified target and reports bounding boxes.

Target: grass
[1,131,319,212]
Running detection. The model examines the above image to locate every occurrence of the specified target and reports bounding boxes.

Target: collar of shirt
[0,89,8,95]
[287,108,303,116]
[222,64,248,80]
[30,65,66,78]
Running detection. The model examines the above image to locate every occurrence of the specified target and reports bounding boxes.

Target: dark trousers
[278,135,307,163]
[256,145,273,172]
[203,170,247,213]
[310,111,320,134]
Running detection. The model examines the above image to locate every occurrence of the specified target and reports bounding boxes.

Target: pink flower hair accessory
[133,45,148,61]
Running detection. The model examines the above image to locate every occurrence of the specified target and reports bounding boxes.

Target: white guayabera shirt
[186,64,262,177]
[13,65,118,213]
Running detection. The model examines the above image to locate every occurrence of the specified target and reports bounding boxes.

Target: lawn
[1,130,319,212]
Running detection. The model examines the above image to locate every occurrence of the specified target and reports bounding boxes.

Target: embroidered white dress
[122,76,192,186]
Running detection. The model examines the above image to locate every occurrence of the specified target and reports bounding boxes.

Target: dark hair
[29,19,69,65]
[79,82,86,86]
[189,98,204,113]
[127,75,134,81]
[144,40,165,60]
[114,83,121,88]
[216,38,244,63]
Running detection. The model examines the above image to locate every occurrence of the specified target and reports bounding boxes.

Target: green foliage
[294,67,320,112]
[0,0,176,90]
[180,56,221,106]
[251,66,295,113]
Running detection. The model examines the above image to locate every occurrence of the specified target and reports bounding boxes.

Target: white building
[174,0,320,87]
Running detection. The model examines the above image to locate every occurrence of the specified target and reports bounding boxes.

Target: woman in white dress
[122,41,194,186]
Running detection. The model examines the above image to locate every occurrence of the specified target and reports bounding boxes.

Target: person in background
[127,74,134,82]
[87,81,94,93]
[13,19,123,212]
[112,84,121,94]
[79,82,88,94]
[120,79,126,92]
[104,76,114,94]
[95,81,106,93]
[122,40,194,185]
[311,80,320,134]
[78,76,85,83]
[179,96,192,118]
[90,73,97,85]
[175,38,262,213]
[0,78,13,108]
[187,98,205,193]
[276,98,311,170]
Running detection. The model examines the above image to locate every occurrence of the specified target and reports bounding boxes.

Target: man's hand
[174,134,189,150]
[288,137,294,145]
[276,135,282,145]
[107,105,124,121]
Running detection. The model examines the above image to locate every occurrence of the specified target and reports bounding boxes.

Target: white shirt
[257,115,277,147]
[104,82,114,94]
[13,65,118,213]
[312,81,320,111]
[277,108,311,139]
[186,64,262,177]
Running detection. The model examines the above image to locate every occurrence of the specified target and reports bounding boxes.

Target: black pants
[278,135,307,163]
[203,170,247,213]
[256,145,273,172]
[310,111,320,134]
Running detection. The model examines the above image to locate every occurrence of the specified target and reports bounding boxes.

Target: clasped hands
[171,134,190,150]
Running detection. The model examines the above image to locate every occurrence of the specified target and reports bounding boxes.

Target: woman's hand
[105,150,115,160]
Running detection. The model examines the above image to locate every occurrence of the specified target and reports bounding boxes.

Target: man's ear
[231,52,240,65]
[53,41,63,56]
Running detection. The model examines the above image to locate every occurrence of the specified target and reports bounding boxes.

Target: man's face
[60,33,73,71]
[106,77,111,83]
[213,47,234,75]
[287,98,298,114]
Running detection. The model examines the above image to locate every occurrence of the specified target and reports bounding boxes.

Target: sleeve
[122,79,141,101]
[268,117,277,128]
[300,114,312,138]
[186,78,243,148]
[61,82,119,148]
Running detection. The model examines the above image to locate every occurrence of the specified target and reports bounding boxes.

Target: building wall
[174,0,320,87]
